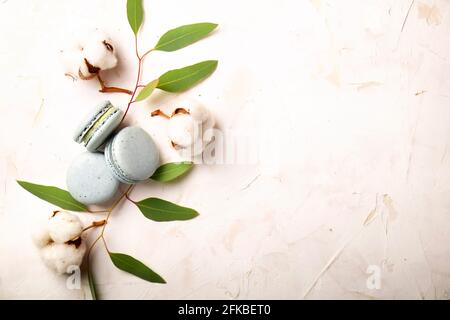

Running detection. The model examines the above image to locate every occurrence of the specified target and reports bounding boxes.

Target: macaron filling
[75,103,111,144]
[81,106,119,146]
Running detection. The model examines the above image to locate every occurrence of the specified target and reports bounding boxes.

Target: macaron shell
[104,142,135,184]
[105,126,159,184]
[66,152,120,205]
[73,100,112,143]
[73,100,123,152]
[85,108,123,152]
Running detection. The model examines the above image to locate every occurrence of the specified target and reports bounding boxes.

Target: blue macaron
[105,126,160,184]
[74,101,123,152]
[66,152,120,205]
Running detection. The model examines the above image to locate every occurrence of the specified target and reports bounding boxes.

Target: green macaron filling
[81,106,118,145]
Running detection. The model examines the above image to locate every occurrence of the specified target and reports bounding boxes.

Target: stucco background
[0,0,449,299]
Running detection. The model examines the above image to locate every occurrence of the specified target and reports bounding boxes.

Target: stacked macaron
[67,101,160,205]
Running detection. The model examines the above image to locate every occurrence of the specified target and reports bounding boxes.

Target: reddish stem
[125,193,136,204]
[134,35,140,60]
[141,48,153,60]
[120,35,145,124]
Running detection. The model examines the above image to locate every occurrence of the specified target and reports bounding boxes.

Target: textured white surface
[1,0,450,299]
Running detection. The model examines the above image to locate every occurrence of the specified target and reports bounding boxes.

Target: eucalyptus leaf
[109,252,166,284]
[16,180,87,212]
[151,162,193,182]
[135,79,159,102]
[155,22,218,52]
[127,0,144,35]
[135,198,199,221]
[157,60,218,92]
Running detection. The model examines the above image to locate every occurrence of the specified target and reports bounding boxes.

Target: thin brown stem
[101,236,110,253]
[87,235,102,260]
[134,35,140,60]
[97,74,133,95]
[98,185,134,240]
[141,48,154,60]
[120,38,155,124]
[86,185,134,286]
[107,185,134,212]
[82,220,107,233]
[121,61,141,123]
[86,208,109,214]
[125,192,136,204]
[86,233,101,295]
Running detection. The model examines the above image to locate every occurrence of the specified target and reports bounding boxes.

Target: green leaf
[157,60,218,92]
[16,180,87,212]
[127,0,144,35]
[109,252,166,284]
[135,79,159,102]
[151,162,193,182]
[135,198,199,222]
[88,267,98,300]
[155,23,218,52]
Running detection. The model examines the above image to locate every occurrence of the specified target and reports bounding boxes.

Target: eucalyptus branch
[85,184,134,297]
[18,0,218,300]
[86,185,133,255]
[120,38,153,124]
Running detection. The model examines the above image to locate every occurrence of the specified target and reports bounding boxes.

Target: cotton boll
[31,221,52,249]
[61,31,117,80]
[178,136,206,158]
[78,58,99,80]
[82,32,117,71]
[40,241,86,274]
[202,113,216,143]
[187,101,210,123]
[166,102,216,158]
[48,212,83,244]
[168,114,201,148]
[60,45,96,80]
[61,48,84,79]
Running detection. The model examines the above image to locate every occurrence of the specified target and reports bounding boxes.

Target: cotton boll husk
[40,241,86,274]
[82,31,117,71]
[168,114,201,147]
[31,220,52,249]
[60,43,95,80]
[48,212,83,244]
[78,59,98,80]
